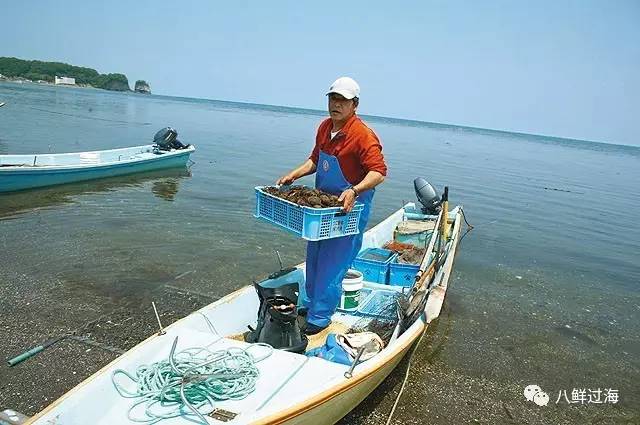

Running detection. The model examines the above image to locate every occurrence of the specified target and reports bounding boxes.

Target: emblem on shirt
[322,160,330,172]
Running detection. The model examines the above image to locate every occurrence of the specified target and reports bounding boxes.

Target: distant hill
[134,80,151,94]
[0,57,137,92]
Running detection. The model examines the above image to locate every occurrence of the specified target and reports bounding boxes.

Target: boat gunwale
[0,145,195,172]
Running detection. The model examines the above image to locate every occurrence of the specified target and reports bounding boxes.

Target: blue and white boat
[0,128,195,193]
[24,185,466,425]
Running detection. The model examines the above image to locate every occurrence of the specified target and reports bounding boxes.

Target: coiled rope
[112,336,273,424]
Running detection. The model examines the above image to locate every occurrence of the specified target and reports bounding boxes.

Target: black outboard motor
[414,177,442,214]
[153,127,188,151]
[245,279,308,353]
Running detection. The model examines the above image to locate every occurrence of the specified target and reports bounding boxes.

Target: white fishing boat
[26,184,465,425]
[0,128,194,193]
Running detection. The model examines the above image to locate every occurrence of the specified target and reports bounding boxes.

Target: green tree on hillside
[0,57,133,91]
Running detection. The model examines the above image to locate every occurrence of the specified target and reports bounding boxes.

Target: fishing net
[347,290,408,346]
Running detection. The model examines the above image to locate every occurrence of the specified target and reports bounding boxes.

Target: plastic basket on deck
[389,260,421,287]
[254,186,364,241]
[352,248,396,284]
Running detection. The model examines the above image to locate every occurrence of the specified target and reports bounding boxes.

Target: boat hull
[0,148,193,193]
[257,336,414,425]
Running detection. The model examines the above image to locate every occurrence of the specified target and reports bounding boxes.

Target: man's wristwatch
[349,186,359,196]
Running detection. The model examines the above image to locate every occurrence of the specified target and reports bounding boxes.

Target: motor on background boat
[414,177,442,214]
[153,127,190,151]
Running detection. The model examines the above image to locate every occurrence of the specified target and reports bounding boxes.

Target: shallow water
[1,82,638,419]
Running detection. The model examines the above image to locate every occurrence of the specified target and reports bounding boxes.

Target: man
[277,76,387,334]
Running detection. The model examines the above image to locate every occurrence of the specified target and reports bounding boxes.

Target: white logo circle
[524,385,542,401]
[533,391,550,406]
[322,160,330,172]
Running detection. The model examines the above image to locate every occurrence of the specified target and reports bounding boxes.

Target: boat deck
[103,321,350,424]
[85,277,409,423]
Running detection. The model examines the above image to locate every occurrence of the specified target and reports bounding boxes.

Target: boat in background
[0,127,194,193]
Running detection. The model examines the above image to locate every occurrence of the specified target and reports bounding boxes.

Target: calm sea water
[1,83,638,418]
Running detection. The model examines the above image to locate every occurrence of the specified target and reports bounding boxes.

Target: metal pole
[344,345,367,379]
[152,301,166,335]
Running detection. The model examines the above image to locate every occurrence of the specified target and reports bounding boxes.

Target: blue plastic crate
[254,186,364,241]
[388,260,421,287]
[352,248,396,284]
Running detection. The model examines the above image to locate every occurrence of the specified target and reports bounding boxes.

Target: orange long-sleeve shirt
[309,115,387,185]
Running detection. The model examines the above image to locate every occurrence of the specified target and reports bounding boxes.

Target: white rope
[385,326,428,425]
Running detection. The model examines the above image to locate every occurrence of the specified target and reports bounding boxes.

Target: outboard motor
[414,177,442,214]
[245,268,308,353]
[153,127,188,151]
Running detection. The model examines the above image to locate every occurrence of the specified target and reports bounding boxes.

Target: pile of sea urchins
[263,186,343,208]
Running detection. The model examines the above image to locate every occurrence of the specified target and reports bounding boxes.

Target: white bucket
[340,269,364,311]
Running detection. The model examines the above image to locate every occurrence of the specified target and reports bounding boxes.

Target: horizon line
[154,91,639,151]
[1,80,636,150]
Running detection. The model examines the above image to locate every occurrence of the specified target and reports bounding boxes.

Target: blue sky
[1,1,639,146]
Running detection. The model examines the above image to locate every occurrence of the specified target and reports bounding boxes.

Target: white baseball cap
[326,77,360,99]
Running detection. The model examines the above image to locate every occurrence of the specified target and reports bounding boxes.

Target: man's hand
[276,173,296,186]
[276,160,317,187]
[338,188,357,212]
